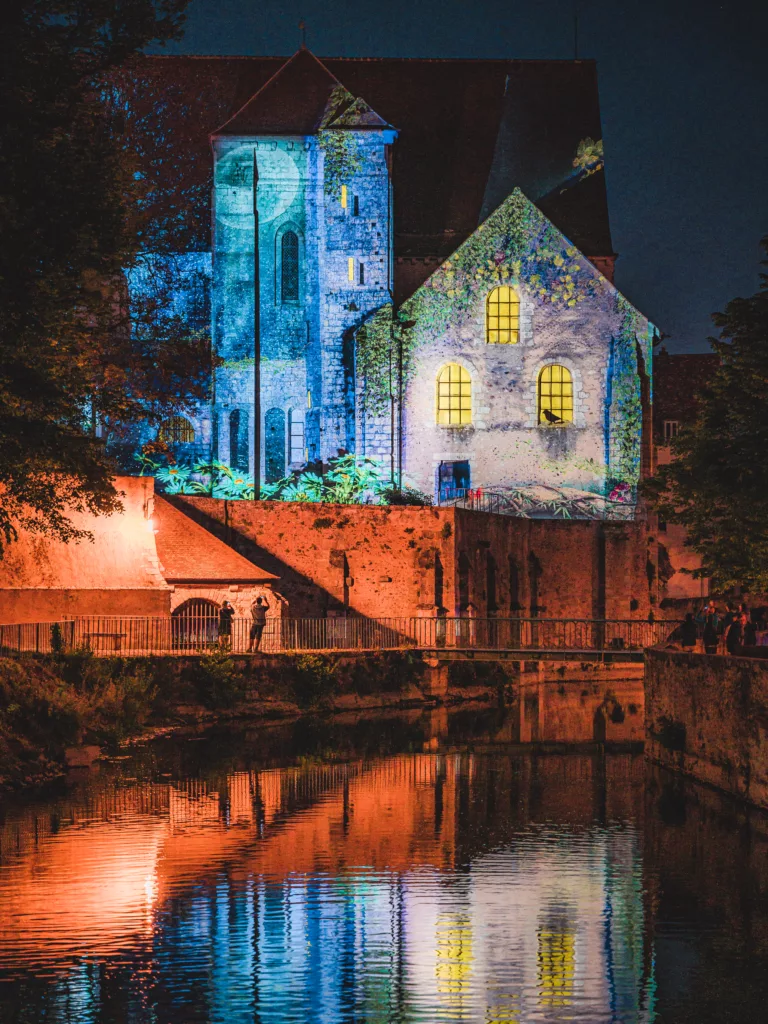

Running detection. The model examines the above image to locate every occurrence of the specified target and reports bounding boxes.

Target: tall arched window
[281,230,299,302]
[486,285,520,344]
[436,364,471,426]
[158,416,195,443]
[538,364,573,425]
[265,407,286,482]
[229,409,249,470]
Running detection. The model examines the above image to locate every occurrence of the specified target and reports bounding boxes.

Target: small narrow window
[353,194,359,216]
[663,420,679,441]
[280,230,299,302]
[538,364,573,425]
[436,364,471,426]
[359,262,365,285]
[288,411,305,464]
[487,285,520,344]
[341,184,348,209]
[347,257,354,282]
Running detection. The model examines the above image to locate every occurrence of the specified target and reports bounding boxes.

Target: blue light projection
[126,56,655,521]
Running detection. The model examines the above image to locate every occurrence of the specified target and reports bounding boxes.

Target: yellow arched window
[436,364,471,426]
[486,285,520,344]
[158,416,195,443]
[538,365,573,425]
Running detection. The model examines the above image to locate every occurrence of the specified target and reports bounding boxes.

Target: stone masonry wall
[176,498,651,621]
[645,648,768,810]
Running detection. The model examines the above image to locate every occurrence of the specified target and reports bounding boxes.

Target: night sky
[161,0,767,353]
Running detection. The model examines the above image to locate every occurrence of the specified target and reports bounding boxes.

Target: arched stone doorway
[172,597,219,649]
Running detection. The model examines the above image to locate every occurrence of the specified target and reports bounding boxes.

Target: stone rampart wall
[176,497,651,621]
[645,647,768,809]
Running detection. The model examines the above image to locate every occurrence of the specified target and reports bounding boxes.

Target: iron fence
[0,615,680,658]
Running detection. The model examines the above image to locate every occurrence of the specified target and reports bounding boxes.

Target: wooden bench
[83,632,126,652]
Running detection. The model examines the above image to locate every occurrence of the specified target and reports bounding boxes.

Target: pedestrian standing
[726,613,744,655]
[680,613,698,652]
[218,600,234,650]
[247,596,269,652]
[744,616,757,647]
[703,614,719,655]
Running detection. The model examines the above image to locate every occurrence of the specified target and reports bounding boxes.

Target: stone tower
[210,49,396,489]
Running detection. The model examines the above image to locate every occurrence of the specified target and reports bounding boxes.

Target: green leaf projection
[132,76,653,522]
[395,188,654,518]
[400,190,598,339]
[317,130,364,200]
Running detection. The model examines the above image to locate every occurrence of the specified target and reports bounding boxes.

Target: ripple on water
[0,726,766,1023]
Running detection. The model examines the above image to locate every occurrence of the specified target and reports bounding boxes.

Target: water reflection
[0,682,766,1022]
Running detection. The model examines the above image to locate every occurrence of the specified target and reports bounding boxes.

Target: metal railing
[0,616,680,657]
[439,488,637,521]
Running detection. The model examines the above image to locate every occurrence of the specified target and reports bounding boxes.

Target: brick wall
[175,498,651,620]
[645,648,768,810]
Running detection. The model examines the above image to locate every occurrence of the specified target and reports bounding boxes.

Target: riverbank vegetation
[0,648,488,789]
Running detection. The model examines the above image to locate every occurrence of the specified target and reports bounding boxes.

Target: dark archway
[458,552,471,614]
[265,407,286,483]
[172,598,219,648]
[229,409,249,472]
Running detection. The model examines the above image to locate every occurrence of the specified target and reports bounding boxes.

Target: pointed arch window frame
[275,223,304,306]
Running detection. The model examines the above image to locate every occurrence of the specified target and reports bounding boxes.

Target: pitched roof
[153,497,278,584]
[214,49,391,136]
[123,55,612,275]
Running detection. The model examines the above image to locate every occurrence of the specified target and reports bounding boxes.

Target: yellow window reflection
[436,913,473,996]
[538,929,575,1008]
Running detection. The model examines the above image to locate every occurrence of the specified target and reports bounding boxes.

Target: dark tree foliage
[0,0,211,552]
[648,238,768,592]
[108,57,235,252]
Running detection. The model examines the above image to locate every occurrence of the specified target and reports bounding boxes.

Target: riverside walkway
[0,615,679,662]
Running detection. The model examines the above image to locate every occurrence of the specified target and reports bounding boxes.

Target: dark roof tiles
[126,53,612,272]
[214,49,391,136]
[153,497,278,583]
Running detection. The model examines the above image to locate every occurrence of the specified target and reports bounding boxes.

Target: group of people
[216,597,269,652]
[677,600,766,655]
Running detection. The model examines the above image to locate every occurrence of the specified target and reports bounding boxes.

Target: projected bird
[542,409,563,424]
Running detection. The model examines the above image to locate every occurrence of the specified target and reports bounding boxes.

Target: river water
[1,680,768,1023]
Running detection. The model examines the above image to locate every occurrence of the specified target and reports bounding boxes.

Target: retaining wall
[176,497,652,621]
[645,647,768,809]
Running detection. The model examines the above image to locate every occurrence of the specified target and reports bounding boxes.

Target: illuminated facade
[128,49,656,517]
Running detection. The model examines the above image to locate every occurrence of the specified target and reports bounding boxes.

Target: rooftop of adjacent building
[120,49,614,295]
[153,497,277,584]
[653,348,720,440]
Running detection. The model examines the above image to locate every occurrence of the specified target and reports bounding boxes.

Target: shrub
[291,655,339,708]
[192,652,245,710]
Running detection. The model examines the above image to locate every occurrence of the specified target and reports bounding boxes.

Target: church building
[126,48,656,519]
